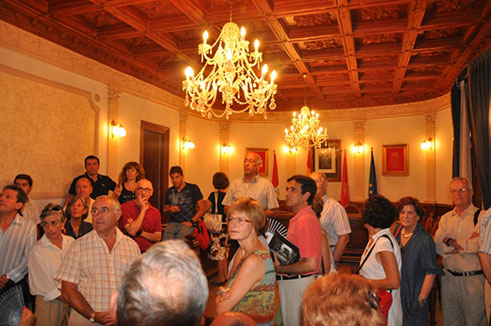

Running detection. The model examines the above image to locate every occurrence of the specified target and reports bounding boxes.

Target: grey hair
[310,172,327,184]
[95,195,121,213]
[450,177,473,191]
[117,240,209,326]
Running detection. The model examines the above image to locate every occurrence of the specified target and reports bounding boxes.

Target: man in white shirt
[223,152,278,216]
[0,185,37,299]
[310,172,351,267]
[14,174,40,225]
[434,177,486,326]
[478,208,491,324]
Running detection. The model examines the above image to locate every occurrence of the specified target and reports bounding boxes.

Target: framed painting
[313,139,341,182]
[382,144,408,176]
[246,148,269,176]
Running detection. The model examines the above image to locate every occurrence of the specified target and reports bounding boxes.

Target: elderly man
[434,177,486,326]
[110,240,208,326]
[478,208,491,324]
[74,177,94,223]
[163,166,207,240]
[56,196,140,326]
[14,174,40,225]
[274,175,322,326]
[65,155,116,205]
[310,172,351,267]
[223,152,278,216]
[119,179,162,252]
[0,185,37,295]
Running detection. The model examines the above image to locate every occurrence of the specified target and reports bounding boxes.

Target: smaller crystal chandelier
[182,1,277,120]
[284,77,328,149]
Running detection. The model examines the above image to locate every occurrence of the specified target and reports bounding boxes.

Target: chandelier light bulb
[203,31,208,44]
[240,27,246,38]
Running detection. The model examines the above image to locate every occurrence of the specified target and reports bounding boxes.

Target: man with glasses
[0,185,37,300]
[119,179,162,252]
[56,196,140,326]
[14,174,40,225]
[434,177,486,326]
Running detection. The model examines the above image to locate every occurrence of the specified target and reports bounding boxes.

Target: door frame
[140,120,169,212]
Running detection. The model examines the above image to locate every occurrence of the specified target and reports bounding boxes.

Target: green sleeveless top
[228,249,276,323]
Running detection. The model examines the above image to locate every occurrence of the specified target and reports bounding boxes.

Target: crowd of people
[0,153,490,326]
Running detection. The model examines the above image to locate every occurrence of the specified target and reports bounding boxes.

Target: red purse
[376,288,393,325]
[193,219,210,250]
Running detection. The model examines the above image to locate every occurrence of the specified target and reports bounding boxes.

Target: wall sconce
[283,145,297,154]
[182,138,195,150]
[221,143,233,154]
[352,141,363,154]
[421,137,433,151]
[111,120,126,138]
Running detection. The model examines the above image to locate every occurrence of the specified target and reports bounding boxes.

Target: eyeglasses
[450,187,471,194]
[40,220,61,228]
[91,207,111,215]
[136,187,152,192]
[40,205,64,219]
[227,217,252,224]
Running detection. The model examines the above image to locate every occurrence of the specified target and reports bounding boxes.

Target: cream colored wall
[0,22,454,210]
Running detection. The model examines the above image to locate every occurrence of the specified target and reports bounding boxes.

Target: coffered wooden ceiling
[1,0,490,111]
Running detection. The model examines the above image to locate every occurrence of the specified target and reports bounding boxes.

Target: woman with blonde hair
[113,161,145,204]
[216,197,275,325]
[302,273,382,326]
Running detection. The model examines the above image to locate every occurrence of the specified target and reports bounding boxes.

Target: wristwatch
[89,312,96,323]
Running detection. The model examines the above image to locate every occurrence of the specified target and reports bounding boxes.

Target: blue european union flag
[368,149,377,197]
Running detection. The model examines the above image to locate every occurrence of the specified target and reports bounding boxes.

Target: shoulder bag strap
[214,191,219,214]
[357,234,393,274]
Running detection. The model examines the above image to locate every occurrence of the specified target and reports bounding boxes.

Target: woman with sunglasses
[216,198,276,325]
[64,196,93,239]
[28,204,75,326]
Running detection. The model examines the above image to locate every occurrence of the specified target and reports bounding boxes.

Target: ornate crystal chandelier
[183,12,277,120]
[284,79,328,149]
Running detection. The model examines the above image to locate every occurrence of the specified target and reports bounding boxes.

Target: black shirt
[68,172,116,199]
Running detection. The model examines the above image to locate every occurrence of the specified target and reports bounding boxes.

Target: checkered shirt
[55,229,140,311]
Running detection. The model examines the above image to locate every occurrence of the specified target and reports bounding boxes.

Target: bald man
[222,152,278,216]
[119,179,162,252]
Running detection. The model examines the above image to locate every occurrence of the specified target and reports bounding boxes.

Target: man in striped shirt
[0,185,37,295]
[57,195,140,326]
[310,172,351,268]
[478,208,491,325]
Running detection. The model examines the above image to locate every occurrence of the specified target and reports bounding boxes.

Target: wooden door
[140,121,169,214]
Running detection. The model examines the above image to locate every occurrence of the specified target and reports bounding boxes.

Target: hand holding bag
[204,192,223,233]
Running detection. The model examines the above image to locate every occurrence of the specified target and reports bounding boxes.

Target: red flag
[340,150,350,206]
[306,148,313,175]
[272,150,279,188]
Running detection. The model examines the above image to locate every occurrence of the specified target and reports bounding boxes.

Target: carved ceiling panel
[78,11,120,28]
[135,1,182,19]
[427,0,477,14]
[1,0,489,111]
[293,12,336,26]
[358,4,406,21]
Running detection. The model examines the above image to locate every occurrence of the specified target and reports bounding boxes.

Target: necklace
[402,229,413,238]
